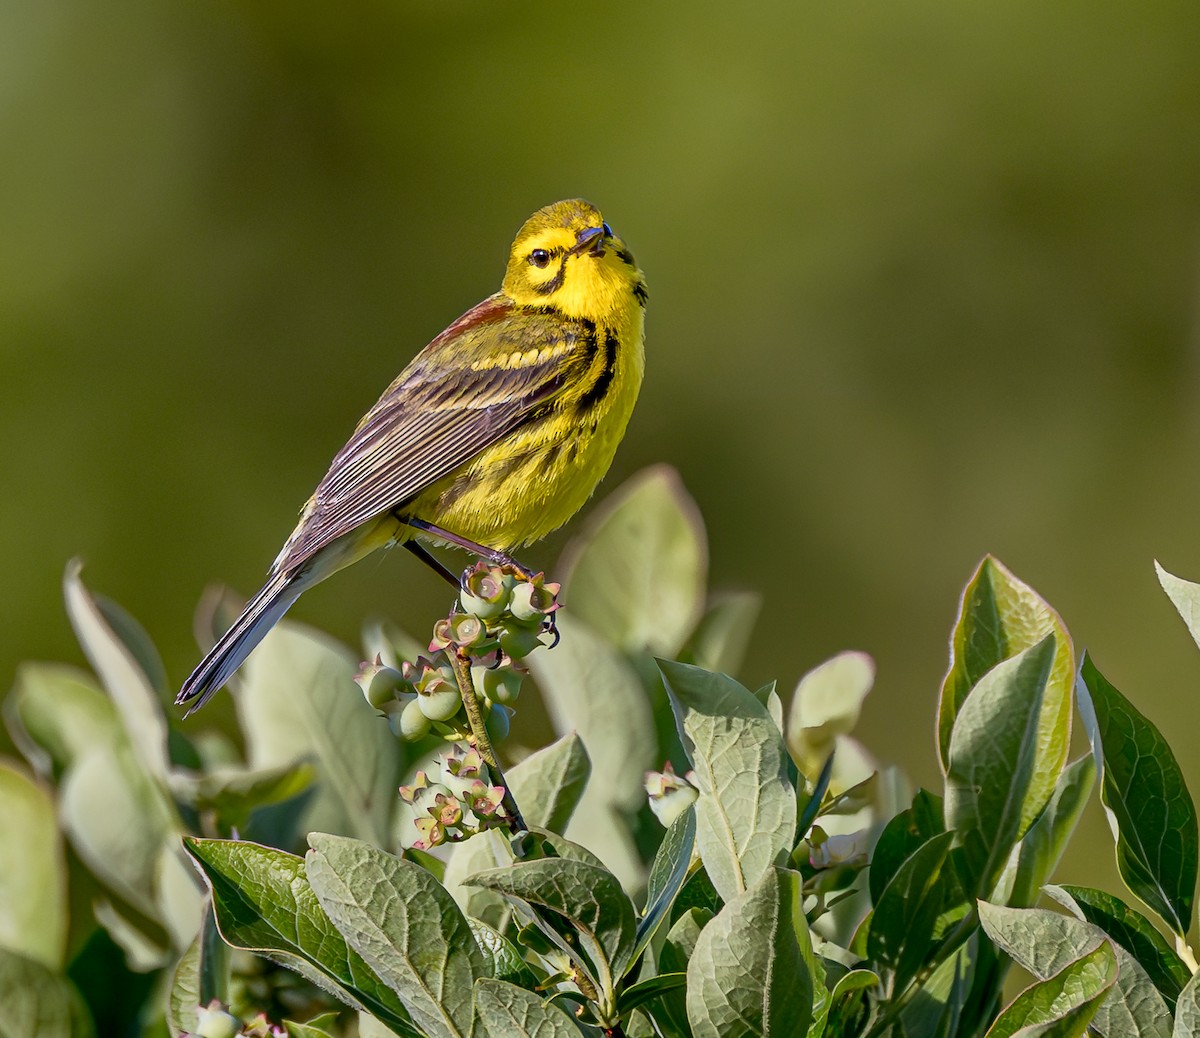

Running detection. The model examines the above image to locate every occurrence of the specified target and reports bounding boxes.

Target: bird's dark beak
[569,225,607,257]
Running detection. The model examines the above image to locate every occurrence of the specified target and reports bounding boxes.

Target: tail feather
[176,569,308,716]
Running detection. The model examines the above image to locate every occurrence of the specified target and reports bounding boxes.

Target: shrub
[2,465,1199,1036]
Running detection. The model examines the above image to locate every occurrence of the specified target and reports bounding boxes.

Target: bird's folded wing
[274,295,588,572]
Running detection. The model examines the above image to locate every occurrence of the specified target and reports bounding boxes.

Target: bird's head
[501,199,647,320]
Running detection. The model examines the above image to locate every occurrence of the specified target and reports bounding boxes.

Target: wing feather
[274,294,589,572]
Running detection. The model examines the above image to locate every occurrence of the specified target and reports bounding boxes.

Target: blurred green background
[5,1,1200,895]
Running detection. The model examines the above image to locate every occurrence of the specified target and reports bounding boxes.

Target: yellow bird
[177,199,646,714]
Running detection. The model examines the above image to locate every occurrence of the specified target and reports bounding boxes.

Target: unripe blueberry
[499,626,543,661]
[473,665,522,705]
[399,696,432,739]
[486,704,511,741]
[194,1003,242,1038]
[418,685,462,722]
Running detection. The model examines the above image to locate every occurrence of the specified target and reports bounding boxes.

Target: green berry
[486,704,511,741]
[399,697,432,739]
[474,665,522,705]
[499,626,544,660]
[418,686,462,722]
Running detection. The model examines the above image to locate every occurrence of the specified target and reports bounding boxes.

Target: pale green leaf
[4,664,120,778]
[559,464,707,656]
[0,763,65,968]
[468,919,536,988]
[166,938,200,1038]
[466,857,636,999]
[306,832,482,1038]
[1155,561,1200,653]
[529,613,655,889]
[993,754,1095,909]
[684,591,762,675]
[64,560,170,778]
[60,743,175,920]
[787,652,874,772]
[660,660,795,903]
[184,837,418,1036]
[984,941,1116,1038]
[1048,884,1189,1003]
[443,732,592,922]
[686,867,814,1038]
[473,978,579,1037]
[937,558,1074,834]
[1175,973,1200,1038]
[944,636,1055,896]
[979,901,1172,1038]
[238,620,402,846]
[0,946,94,1038]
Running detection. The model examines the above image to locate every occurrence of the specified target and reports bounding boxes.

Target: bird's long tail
[175,568,311,716]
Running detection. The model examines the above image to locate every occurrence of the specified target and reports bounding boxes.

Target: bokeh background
[6,1,1200,899]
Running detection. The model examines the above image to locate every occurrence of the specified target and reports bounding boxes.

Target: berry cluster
[354,562,560,744]
[398,746,510,850]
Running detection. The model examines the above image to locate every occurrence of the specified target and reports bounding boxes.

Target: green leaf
[653,907,709,1036]
[443,733,593,923]
[466,857,637,1000]
[660,660,796,903]
[529,613,656,890]
[0,947,94,1038]
[507,731,591,835]
[684,591,762,675]
[992,754,1095,909]
[686,867,814,1038]
[166,938,200,1038]
[786,651,874,773]
[984,941,1116,1038]
[944,636,1056,896]
[898,933,978,1038]
[60,742,176,921]
[559,464,707,656]
[64,561,170,778]
[937,558,1074,826]
[867,831,955,993]
[284,1021,338,1038]
[4,664,120,779]
[868,789,944,906]
[184,837,418,1037]
[0,762,66,969]
[1155,561,1200,653]
[468,918,537,988]
[809,969,877,1038]
[978,901,1173,1038]
[1175,973,1200,1038]
[635,807,697,966]
[1046,885,1190,1003]
[473,978,580,1037]
[168,761,317,832]
[619,972,688,1014]
[306,832,482,1038]
[1077,653,1198,936]
[238,620,402,846]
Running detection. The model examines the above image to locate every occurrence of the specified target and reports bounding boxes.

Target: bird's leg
[402,539,460,588]
[400,516,559,645]
[401,517,538,581]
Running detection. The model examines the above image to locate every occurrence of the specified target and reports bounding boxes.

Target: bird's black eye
[529,248,551,268]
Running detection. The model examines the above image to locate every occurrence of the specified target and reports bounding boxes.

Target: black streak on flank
[633,281,648,307]
[578,326,617,411]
